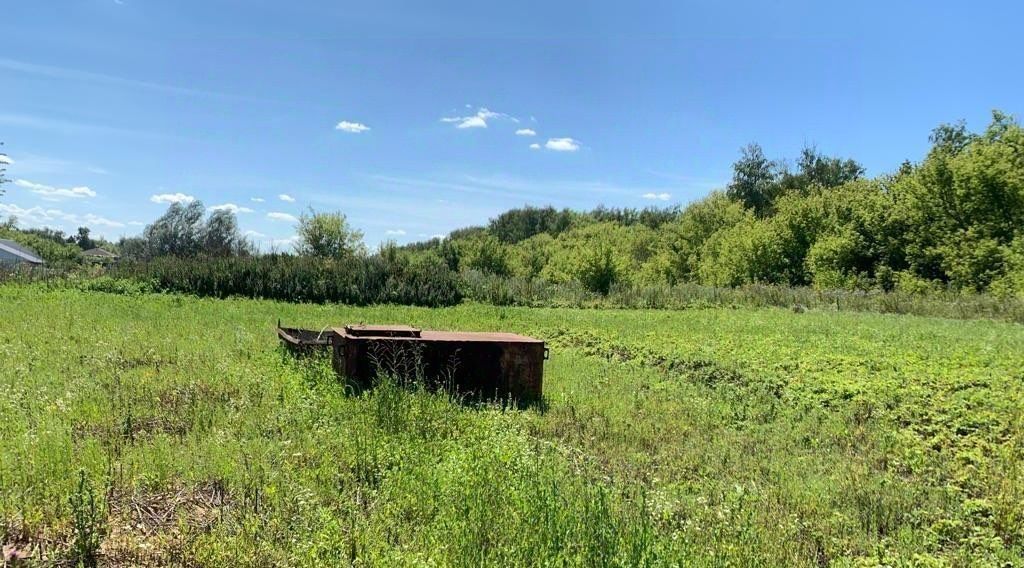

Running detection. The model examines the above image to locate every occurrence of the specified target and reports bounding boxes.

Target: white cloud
[642,192,672,201]
[457,116,487,129]
[278,193,295,202]
[250,197,265,203]
[0,154,13,165]
[529,143,541,150]
[268,235,300,250]
[0,202,124,228]
[385,229,406,236]
[244,230,266,238]
[545,138,580,152]
[127,221,145,226]
[515,128,536,137]
[335,120,370,133]
[87,166,108,175]
[267,212,299,223]
[209,203,254,214]
[150,192,195,204]
[440,107,517,129]
[15,179,96,200]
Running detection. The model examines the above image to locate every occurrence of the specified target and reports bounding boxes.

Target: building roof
[0,239,45,264]
[83,247,118,258]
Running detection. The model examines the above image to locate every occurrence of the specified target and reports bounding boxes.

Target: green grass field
[2,285,1022,566]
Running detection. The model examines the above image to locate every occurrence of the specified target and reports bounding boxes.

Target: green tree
[488,206,575,243]
[294,208,366,259]
[727,143,779,217]
[75,227,95,251]
[698,217,787,286]
[460,233,511,276]
[202,209,251,256]
[897,111,1024,284]
[661,191,748,282]
[142,201,206,257]
[510,233,554,279]
[777,146,865,193]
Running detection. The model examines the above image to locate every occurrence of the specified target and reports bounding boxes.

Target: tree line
[3,111,1023,302]
[402,111,1024,298]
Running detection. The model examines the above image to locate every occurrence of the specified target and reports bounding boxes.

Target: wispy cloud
[0,153,108,176]
[515,128,536,137]
[278,193,295,203]
[642,192,672,201]
[268,235,300,249]
[0,112,165,140]
[209,203,254,214]
[545,138,580,152]
[150,192,195,204]
[440,107,518,129]
[244,230,266,238]
[529,143,541,150]
[267,212,298,223]
[0,57,271,104]
[251,197,265,203]
[336,120,370,133]
[385,229,407,236]
[14,179,96,201]
[0,202,125,229]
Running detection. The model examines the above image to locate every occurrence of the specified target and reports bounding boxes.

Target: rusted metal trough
[276,323,332,355]
[277,323,546,403]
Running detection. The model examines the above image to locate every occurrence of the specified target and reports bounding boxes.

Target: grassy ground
[1,285,1022,566]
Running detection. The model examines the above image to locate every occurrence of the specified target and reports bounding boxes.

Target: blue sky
[1,1,1022,248]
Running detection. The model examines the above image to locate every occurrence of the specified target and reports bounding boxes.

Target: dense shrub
[111,254,461,307]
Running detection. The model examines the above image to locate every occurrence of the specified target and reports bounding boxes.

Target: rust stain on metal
[278,322,546,403]
[277,326,331,355]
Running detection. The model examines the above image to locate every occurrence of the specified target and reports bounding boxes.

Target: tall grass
[460,270,1024,323]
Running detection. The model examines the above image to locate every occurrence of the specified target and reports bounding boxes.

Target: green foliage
[509,232,554,279]
[779,145,865,193]
[459,233,511,276]
[806,229,866,289]
[3,287,1023,564]
[540,222,650,290]
[133,201,251,259]
[111,253,462,307]
[585,204,681,229]
[69,470,105,568]
[660,191,748,282]
[727,143,779,217]
[897,111,1024,282]
[576,241,621,295]
[294,208,366,259]
[698,217,787,286]
[74,276,157,296]
[487,205,574,243]
[0,225,82,266]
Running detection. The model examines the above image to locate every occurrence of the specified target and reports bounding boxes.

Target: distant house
[0,239,45,266]
[82,247,119,262]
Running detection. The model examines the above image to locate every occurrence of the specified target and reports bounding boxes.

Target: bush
[698,218,787,287]
[76,276,157,296]
[110,254,462,307]
[806,230,866,289]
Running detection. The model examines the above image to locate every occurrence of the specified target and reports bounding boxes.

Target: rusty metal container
[277,325,332,355]
[331,324,546,403]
